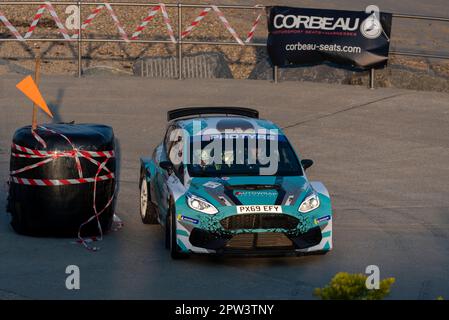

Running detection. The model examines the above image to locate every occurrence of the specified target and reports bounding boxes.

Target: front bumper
[174,210,333,255]
[188,226,325,254]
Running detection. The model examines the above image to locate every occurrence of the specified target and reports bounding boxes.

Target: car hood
[187,175,310,207]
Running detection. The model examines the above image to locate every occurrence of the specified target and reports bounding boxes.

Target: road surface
[0,76,448,299]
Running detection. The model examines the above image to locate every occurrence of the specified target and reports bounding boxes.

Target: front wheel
[140,177,158,224]
[166,199,189,259]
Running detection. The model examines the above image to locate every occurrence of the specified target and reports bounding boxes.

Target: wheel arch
[140,157,156,185]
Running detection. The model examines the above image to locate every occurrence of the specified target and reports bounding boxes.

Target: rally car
[139,107,332,258]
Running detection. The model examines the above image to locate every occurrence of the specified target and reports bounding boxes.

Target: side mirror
[159,161,174,172]
[301,159,314,171]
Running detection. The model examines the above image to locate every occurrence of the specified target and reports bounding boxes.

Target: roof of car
[172,116,284,136]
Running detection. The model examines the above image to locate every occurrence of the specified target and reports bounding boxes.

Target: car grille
[226,233,294,249]
[220,213,298,231]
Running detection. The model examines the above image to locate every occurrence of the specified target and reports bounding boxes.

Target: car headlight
[298,192,320,213]
[186,194,218,214]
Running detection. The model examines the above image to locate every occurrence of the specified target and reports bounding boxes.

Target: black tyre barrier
[7,123,116,237]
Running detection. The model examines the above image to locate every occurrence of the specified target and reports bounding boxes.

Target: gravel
[0,0,448,90]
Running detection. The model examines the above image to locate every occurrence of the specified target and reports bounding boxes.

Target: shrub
[314,272,395,300]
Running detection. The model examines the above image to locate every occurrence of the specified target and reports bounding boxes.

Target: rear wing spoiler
[167,107,259,121]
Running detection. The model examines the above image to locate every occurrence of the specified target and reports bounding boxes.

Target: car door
[154,125,177,217]
[149,145,162,208]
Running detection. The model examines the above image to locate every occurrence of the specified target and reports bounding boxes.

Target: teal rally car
[139,107,333,259]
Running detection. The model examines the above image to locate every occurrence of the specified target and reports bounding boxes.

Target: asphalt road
[0,76,448,299]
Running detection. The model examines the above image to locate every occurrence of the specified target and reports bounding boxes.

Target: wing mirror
[301,159,314,171]
[159,161,174,173]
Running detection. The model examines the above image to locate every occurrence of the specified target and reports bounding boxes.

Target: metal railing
[1,1,449,88]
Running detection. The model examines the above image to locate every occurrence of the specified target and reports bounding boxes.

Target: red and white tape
[31,127,48,148]
[76,156,116,251]
[130,3,176,43]
[1,2,262,45]
[11,143,115,158]
[104,3,129,42]
[11,145,114,178]
[46,2,71,40]
[245,12,262,43]
[10,174,115,186]
[160,3,176,43]
[24,4,46,39]
[0,10,24,40]
[211,5,244,45]
[10,126,117,251]
[181,7,211,39]
[130,5,161,40]
[23,2,71,40]
[72,214,123,251]
[40,125,84,177]
[72,5,105,39]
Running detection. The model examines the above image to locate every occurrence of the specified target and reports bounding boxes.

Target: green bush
[314,272,395,300]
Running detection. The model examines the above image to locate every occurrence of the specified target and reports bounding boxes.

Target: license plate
[236,205,283,214]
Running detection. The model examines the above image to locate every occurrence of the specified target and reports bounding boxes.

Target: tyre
[139,177,158,224]
[166,199,189,259]
[10,202,28,235]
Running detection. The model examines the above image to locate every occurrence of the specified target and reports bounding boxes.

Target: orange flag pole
[16,43,53,126]
[31,47,41,130]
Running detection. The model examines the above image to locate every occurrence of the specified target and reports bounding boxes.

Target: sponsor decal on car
[235,191,278,197]
[314,215,331,225]
[237,205,283,214]
[203,181,222,189]
[177,214,199,225]
[201,133,278,141]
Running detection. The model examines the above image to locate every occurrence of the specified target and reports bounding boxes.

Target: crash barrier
[7,123,117,251]
[0,2,449,88]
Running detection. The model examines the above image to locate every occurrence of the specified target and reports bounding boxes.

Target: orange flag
[16,75,53,118]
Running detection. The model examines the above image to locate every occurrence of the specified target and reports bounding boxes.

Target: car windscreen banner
[267,6,393,69]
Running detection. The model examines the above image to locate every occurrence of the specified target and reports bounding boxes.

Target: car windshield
[186,134,303,177]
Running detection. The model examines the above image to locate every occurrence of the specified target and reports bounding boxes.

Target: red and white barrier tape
[40,125,84,177]
[211,5,244,45]
[72,5,105,39]
[45,2,71,40]
[130,3,176,43]
[11,148,114,177]
[160,3,176,43]
[0,10,24,40]
[104,3,130,42]
[10,126,117,251]
[130,5,161,40]
[181,7,211,39]
[76,157,116,251]
[1,1,262,45]
[24,2,71,40]
[10,174,115,186]
[245,12,262,43]
[12,143,115,158]
[72,214,123,250]
[31,128,48,148]
[24,4,46,39]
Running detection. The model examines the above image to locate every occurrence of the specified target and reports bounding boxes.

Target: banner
[267,6,392,69]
